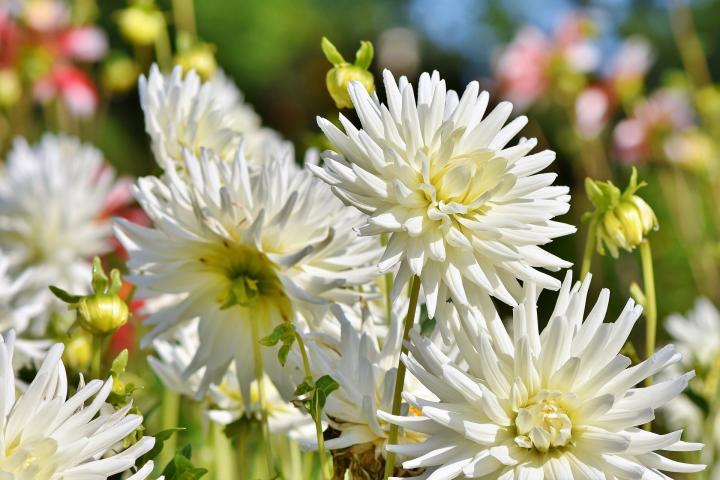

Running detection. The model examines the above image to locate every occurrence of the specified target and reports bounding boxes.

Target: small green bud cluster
[584,168,658,257]
[321,37,375,109]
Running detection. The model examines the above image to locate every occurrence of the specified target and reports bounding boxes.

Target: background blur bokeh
[3,0,720,476]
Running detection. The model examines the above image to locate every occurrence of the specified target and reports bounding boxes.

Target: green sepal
[49,285,82,304]
[321,36,345,66]
[354,40,374,69]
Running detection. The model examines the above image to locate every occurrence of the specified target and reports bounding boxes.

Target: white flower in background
[0,256,50,364]
[139,64,287,173]
[0,134,118,333]
[116,146,380,402]
[0,331,157,479]
[662,298,720,478]
[380,273,705,479]
[149,320,313,438]
[311,70,574,328]
[302,303,431,473]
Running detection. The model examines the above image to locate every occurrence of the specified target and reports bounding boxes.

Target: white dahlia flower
[311,70,574,323]
[139,65,286,173]
[302,302,433,475]
[149,320,313,438]
[661,298,720,478]
[380,273,705,479]
[116,146,380,401]
[0,331,157,479]
[0,134,119,332]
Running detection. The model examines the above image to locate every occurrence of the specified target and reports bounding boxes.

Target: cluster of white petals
[0,331,156,479]
[381,273,705,479]
[312,70,575,326]
[139,65,287,174]
[0,134,119,332]
[117,145,380,401]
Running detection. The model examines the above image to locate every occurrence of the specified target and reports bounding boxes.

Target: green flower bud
[77,293,129,335]
[102,55,139,94]
[0,69,21,108]
[322,37,375,109]
[116,5,165,46]
[585,168,658,258]
[174,42,217,81]
[63,331,92,371]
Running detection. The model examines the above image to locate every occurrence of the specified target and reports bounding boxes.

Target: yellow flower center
[514,396,573,453]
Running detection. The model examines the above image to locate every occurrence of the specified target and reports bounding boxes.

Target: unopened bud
[0,69,21,108]
[63,332,92,370]
[585,167,658,257]
[322,37,375,109]
[102,55,139,94]
[116,5,165,46]
[174,42,217,81]
[77,293,129,335]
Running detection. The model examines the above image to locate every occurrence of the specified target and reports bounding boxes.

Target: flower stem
[171,0,197,39]
[580,218,597,279]
[294,332,331,480]
[212,422,234,480]
[153,23,173,71]
[250,317,274,478]
[383,275,421,480]
[640,240,657,389]
[381,234,393,325]
[159,389,180,469]
[90,335,104,379]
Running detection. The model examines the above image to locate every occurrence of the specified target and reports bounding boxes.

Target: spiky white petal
[117,146,380,402]
[139,65,288,174]
[382,273,705,479]
[0,331,156,479]
[313,70,574,327]
[0,134,119,333]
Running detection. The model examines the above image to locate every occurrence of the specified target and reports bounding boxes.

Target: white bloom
[311,70,574,327]
[0,134,119,332]
[662,298,720,478]
[303,303,430,464]
[139,65,287,173]
[149,320,313,439]
[0,331,157,479]
[116,146,380,401]
[380,273,704,479]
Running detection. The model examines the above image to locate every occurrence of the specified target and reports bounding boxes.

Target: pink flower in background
[613,89,693,163]
[22,0,70,32]
[494,14,600,109]
[33,64,99,117]
[608,36,654,83]
[575,84,613,138]
[58,26,107,62]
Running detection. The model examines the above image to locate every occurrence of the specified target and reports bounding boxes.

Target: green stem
[234,420,247,478]
[212,422,234,480]
[580,219,597,279]
[383,276,421,480]
[154,23,173,70]
[250,317,274,478]
[294,332,331,480]
[701,354,720,476]
[381,234,393,325]
[640,240,657,361]
[172,0,197,39]
[159,389,180,469]
[91,335,104,379]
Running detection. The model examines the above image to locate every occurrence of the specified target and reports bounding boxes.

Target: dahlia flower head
[311,70,574,331]
[0,134,119,333]
[149,320,313,439]
[0,331,157,479]
[139,64,287,174]
[116,145,381,403]
[380,272,704,479]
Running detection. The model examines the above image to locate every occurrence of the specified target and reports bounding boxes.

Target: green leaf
[108,268,124,295]
[161,444,208,480]
[49,285,81,304]
[321,36,345,65]
[139,428,184,464]
[293,377,314,397]
[354,40,374,69]
[110,349,129,378]
[91,257,109,294]
[259,322,293,346]
[314,374,339,412]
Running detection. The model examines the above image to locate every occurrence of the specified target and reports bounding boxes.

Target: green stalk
[294,332,331,480]
[250,317,274,478]
[153,23,173,70]
[381,234,393,325]
[640,240,657,362]
[580,219,597,279]
[171,0,197,39]
[383,276,421,479]
[212,422,234,480]
[159,389,180,469]
[90,335,105,379]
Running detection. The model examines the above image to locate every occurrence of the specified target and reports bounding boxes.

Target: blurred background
[2,0,720,476]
